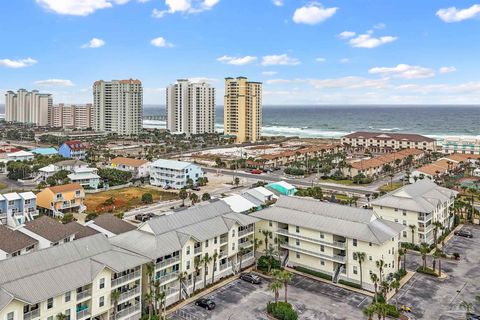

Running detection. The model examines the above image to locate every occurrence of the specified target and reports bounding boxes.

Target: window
[320,245,324,252]
[394,218,398,223]
[320,259,325,266]
[352,239,357,247]
[205,239,209,248]
[232,243,235,251]
[369,256,372,261]
[320,232,324,239]
[295,239,300,246]
[48,317,53,320]
[99,278,105,289]
[403,210,407,216]
[186,260,191,270]
[214,237,217,244]
[295,226,300,233]
[64,237,70,243]
[65,309,70,320]
[7,312,14,320]
[99,296,105,308]
[369,242,372,247]
[353,253,357,260]
[65,291,71,302]
[269,220,272,227]
[402,220,407,226]
[353,266,358,275]
[394,208,398,212]
[232,229,235,237]
[403,231,407,238]
[47,298,53,309]
[186,246,190,255]
[296,253,300,259]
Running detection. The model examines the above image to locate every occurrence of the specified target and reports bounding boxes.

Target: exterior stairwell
[333,265,344,283]
[281,251,289,267]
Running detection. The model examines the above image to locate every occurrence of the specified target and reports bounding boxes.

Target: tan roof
[24,216,76,242]
[343,131,435,142]
[350,148,423,170]
[417,159,457,176]
[0,226,37,254]
[48,183,83,194]
[444,153,480,162]
[93,214,136,235]
[111,157,149,167]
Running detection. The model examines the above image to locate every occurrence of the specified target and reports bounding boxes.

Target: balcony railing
[157,271,179,284]
[111,270,141,287]
[76,289,92,300]
[219,251,227,259]
[276,228,346,249]
[194,246,202,255]
[219,262,231,271]
[418,213,433,222]
[118,287,141,302]
[238,226,254,237]
[76,308,90,320]
[23,309,40,320]
[220,236,228,245]
[281,244,346,263]
[418,224,433,233]
[110,303,141,320]
[238,241,253,249]
[156,256,180,269]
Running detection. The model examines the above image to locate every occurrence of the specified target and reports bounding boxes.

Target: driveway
[395,225,480,319]
[170,274,370,320]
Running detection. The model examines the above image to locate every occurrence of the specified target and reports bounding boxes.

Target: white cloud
[0,57,38,68]
[340,58,350,64]
[308,76,388,89]
[150,37,174,47]
[266,79,301,85]
[369,64,435,79]
[373,23,386,30]
[34,79,75,87]
[436,4,480,23]
[439,66,456,74]
[348,33,397,48]
[35,0,131,16]
[293,3,337,25]
[153,0,220,18]
[338,31,356,39]
[261,54,300,66]
[82,38,105,48]
[217,55,257,65]
[315,57,326,63]
[272,0,283,6]
[262,71,278,76]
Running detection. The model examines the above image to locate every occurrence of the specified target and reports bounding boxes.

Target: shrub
[267,302,298,320]
[385,304,400,318]
[284,167,305,176]
[257,256,281,272]
[294,266,332,281]
[141,192,153,204]
[85,212,98,222]
[452,252,460,260]
[416,267,438,277]
[338,279,362,289]
[61,213,74,224]
[394,269,407,280]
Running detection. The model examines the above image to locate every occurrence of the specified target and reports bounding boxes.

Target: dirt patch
[85,187,177,214]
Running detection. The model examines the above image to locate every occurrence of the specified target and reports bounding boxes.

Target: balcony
[220,236,228,245]
[418,213,433,222]
[110,303,141,320]
[111,270,141,287]
[76,308,90,320]
[418,224,433,233]
[219,251,228,259]
[118,287,141,302]
[156,256,180,269]
[219,262,231,271]
[194,246,202,255]
[281,244,346,263]
[276,229,346,249]
[238,226,254,237]
[157,271,179,284]
[76,288,92,300]
[23,309,40,320]
[238,241,253,250]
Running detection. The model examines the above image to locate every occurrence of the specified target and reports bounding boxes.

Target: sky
[1,0,480,105]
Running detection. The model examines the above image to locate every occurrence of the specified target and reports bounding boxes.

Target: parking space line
[357,297,369,308]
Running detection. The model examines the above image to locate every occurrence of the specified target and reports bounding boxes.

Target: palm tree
[432,221,443,247]
[157,290,166,319]
[238,247,247,271]
[177,271,187,301]
[279,270,293,303]
[268,279,283,305]
[111,290,121,318]
[253,237,263,269]
[145,262,155,316]
[211,252,219,283]
[420,243,429,270]
[144,292,154,319]
[265,244,277,273]
[363,305,375,320]
[56,313,66,320]
[380,280,390,298]
[391,280,400,309]
[355,252,366,288]
[179,188,188,206]
[433,249,443,276]
[398,248,405,271]
[376,259,385,283]
[192,255,202,293]
[460,300,474,317]
[190,192,199,205]
[408,224,416,244]
[261,230,272,254]
[202,253,212,289]
[370,273,379,302]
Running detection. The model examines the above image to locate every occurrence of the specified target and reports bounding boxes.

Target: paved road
[203,167,374,196]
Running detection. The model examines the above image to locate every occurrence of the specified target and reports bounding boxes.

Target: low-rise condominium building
[443,136,480,155]
[110,157,150,179]
[0,192,38,228]
[371,180,457,245]
[149,159,203,189]
[342,132,437,152]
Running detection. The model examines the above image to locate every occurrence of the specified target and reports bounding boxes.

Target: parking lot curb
[285,267,375,297]
[386,270,415,302]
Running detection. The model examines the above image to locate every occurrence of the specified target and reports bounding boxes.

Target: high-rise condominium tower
[5,89,52,126]
[224,77,262,143]
[93,79,143,135]
[49,103,93,129]
[166,79,216,135]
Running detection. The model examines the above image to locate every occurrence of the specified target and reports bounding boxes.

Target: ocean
[143,105,480,141]
[1,104,478,140]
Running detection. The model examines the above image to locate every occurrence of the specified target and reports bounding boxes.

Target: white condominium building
[93,79,143,135]
[342,132,437,152]
[371,180,457,245]
[224,77,262,143]
[251,196,404,291]
[443,136,480,155]
[5,89,52,126]
[49,103,93,129]
[166,79,215,135]
[0,234,149,320]
[149,159,204,189]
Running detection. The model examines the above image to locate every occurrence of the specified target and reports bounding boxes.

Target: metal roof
[222,194,257,213]
[371,180,458,213]
[151,158,198,170]
[251,196,405,245]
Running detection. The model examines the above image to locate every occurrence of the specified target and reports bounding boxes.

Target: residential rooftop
[92,214,136,235]
[64,221,99,239]
[151,158,198,170]
[343,131,436,142]
[24,216,76,242]
[111,157,149,167]
[0,225,37,254]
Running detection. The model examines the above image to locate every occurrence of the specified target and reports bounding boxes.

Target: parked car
[164,185,172,190]
[250,169,262,174]
[273,167,281,171]
[191,186,201,191]
[195,298,216,310]
[135,213,155,222]
[467,313,480,320]
[240,272,261,284]
[454,229,473,238]
[400,305,412,312]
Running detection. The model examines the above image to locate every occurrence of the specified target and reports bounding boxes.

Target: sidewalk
[386,270,415,302]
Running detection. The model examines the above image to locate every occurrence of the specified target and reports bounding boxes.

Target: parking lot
[170,274,370,320]
[396,225,480,319]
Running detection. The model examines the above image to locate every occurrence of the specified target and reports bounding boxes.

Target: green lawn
[379,182,403,193]
[0,182,8,190]
[320,178,355,185]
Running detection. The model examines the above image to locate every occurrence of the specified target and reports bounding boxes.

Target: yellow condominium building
[224,77,262,143]
[36,183,86,217]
